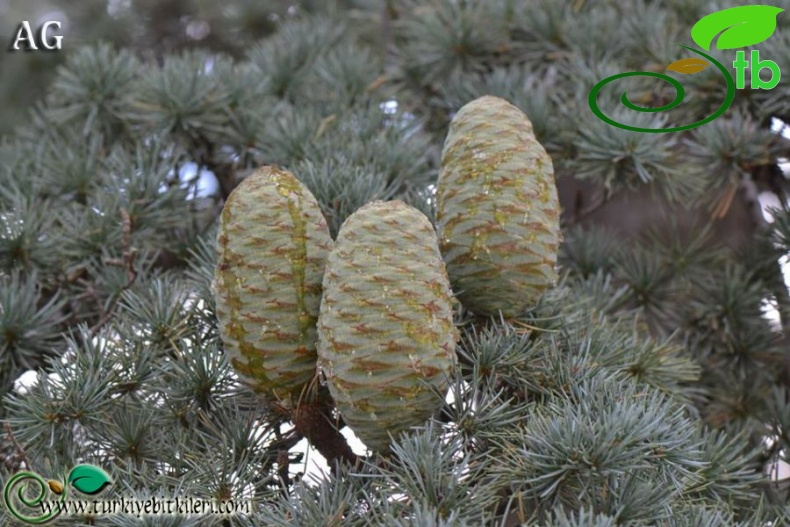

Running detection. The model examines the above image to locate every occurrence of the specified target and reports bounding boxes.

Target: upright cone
[317,201,457,452]
[436,95,561,317]
[212,166,332,399]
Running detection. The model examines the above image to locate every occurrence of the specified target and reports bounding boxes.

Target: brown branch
[381,0,395,66]
[4,421,31,471]
[88,208,138,334]
[212,161,238,201]
[568,187,611,226]
[193,136,237,201]
[276,449,291,495]
[292,399,358,467]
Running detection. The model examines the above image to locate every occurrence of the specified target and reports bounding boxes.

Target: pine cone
[317,200,457,452]
[436,95,561,317]
[212,166,332,400]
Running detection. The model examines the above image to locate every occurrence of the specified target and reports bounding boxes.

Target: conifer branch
[292,399,359,467]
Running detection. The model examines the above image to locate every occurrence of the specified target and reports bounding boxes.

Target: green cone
[317,201,457,452]
[212,166,332,399]
[436,95,561,317]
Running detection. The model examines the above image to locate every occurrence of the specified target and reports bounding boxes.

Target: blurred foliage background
[0,0,310,135]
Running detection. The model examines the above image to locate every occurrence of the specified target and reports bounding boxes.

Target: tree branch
[292,399,359,467]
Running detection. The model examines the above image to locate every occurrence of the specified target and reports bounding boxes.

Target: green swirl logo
[589,5,784,133]
[3,465,111,524]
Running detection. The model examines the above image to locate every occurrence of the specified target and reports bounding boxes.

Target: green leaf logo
[691,5,784,51]
[67,465,112,495]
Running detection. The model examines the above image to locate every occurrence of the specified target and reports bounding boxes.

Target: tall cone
[212,166,332,399]
[437,95,561,317]
[317,200,457,452]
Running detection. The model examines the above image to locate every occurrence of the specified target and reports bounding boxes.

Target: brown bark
[292,399,359,466]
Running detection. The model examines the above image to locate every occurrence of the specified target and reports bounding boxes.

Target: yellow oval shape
[666,57,709,74]
[48,480,64,494]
